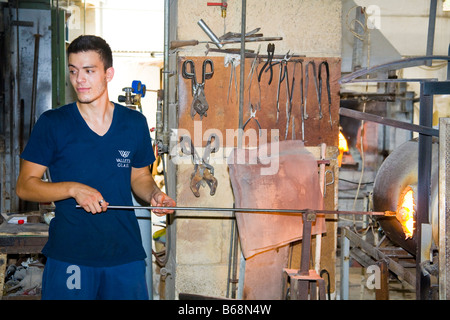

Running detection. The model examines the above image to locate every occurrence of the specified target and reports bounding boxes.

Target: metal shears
[182,59,214,119]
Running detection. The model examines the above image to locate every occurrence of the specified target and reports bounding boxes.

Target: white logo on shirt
[118,150,130,158]
[117,150,131,167]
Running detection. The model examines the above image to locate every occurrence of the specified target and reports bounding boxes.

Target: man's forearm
[16,177,78,203]
[131,174,161,204]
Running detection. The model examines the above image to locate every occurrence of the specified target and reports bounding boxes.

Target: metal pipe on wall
[416,81,434,299]
[163,0,170,153]
[425,0,437,67]
[30,31,41,135]
[12,4,21,213]
[237,0,246,146]
[448,44,450,80]
[155,0,172,270]
[236,0,247,300]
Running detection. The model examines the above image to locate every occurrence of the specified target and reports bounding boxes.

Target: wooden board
[178,56,341,148]
[0,221,48,236]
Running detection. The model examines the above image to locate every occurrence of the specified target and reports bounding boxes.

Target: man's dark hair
[67,35,113,70]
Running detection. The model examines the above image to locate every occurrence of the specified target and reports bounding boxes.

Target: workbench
[0,215,48,299]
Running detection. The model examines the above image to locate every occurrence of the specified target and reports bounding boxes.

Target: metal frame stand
[339,55,450,299]
[284,211,326,300]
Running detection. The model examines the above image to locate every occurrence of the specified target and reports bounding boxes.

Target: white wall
[347,0,450,57]
[66,0,165,133]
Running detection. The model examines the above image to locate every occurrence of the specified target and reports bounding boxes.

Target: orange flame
[339,131,349,153]
[396,187,415,239]
[338,130,349,167]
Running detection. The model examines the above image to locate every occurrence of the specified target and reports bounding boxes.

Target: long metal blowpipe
[75,205,389,216]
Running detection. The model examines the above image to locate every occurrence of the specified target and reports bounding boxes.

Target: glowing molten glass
[396,187,415,239]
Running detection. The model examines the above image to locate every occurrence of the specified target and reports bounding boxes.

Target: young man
[16,35,175,300]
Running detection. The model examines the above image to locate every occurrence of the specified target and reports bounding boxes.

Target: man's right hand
[16,159,108,214]
[71,183,108,214]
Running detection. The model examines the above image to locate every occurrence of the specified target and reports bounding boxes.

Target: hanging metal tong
[304,61,321,120]
[274,51,292,123]
[182,59,214,119]
[283,57,298,140]
[180,134,220,197]
[318,61,332,128]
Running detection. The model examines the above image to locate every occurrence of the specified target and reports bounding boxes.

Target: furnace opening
[396,186,416,239]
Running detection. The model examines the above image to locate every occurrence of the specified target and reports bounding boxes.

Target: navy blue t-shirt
[21,102,156,267]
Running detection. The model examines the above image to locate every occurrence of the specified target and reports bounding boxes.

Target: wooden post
[375,260,389,300]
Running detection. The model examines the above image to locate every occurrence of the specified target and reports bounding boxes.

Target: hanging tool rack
[177,54,341,149]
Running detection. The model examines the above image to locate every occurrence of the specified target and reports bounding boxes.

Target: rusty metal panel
[228,140,325,259]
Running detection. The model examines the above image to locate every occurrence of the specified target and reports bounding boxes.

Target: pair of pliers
[243,104,262,136]
[258,43,275,85]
